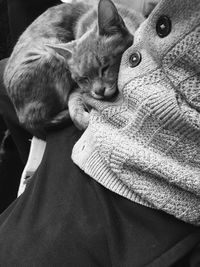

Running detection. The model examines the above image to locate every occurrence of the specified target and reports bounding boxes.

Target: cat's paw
[68,89,90,130]
[72,110,90,130]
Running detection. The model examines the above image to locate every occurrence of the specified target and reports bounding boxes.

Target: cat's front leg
[68,89,90,130]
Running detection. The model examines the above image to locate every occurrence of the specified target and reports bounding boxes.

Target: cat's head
[48,0,133,100]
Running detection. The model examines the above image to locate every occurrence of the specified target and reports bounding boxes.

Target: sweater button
[129,51,141,68]
[156,15,171,38]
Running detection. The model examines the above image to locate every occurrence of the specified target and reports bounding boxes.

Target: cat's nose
[94,87,105,97]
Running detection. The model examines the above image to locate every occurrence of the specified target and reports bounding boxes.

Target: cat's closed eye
[101,64,109,76]
[76,76,89,84]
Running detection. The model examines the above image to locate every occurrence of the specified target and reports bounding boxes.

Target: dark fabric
[0,140,23,213]
[0,0,11,60]
[0,125,199,266]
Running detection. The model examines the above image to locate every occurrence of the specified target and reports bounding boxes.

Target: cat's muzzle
[92,85,118,100]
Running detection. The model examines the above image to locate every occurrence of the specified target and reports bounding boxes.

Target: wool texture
[72,0,200,225]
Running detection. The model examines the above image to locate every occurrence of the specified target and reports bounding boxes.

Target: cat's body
[4,0,144,136]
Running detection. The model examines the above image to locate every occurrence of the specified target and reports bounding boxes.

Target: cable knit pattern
[72,0,200,225]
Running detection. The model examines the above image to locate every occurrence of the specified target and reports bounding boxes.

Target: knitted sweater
[72,0,200,225]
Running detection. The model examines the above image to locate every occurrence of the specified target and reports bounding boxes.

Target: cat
[3,0,144,135]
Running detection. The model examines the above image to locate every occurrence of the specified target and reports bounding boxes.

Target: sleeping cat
[3,0,144,134]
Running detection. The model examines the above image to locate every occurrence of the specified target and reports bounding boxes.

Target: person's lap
[0,124,198,266]
[0,58,200,266]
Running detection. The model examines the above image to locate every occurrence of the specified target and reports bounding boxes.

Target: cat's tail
[17,101,71,137]
[44,109,71,131]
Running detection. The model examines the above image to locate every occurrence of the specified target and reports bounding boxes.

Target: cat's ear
[46,42,75,59]
[98,0,127,36]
